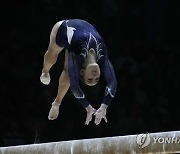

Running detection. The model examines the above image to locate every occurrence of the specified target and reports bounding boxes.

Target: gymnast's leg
[48,50,70,120]
[40,21,64,85]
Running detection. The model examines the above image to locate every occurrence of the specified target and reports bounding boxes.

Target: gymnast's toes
[40,73,51,85]
[48,105,59,120]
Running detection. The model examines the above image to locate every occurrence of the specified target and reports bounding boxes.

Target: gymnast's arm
[94,55,117,124]
[68,52,96,125]
[99,55,117,107]
[68,52,90,108]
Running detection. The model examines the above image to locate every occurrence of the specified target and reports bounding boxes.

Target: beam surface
[0,131,180,154]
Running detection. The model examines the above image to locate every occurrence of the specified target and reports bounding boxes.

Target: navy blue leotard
[56,19,117,108]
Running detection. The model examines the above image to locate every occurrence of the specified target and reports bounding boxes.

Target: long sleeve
[68,52,90,108]
[98,55,117,106]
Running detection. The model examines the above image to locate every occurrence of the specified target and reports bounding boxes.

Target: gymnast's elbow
[112,77,117,90]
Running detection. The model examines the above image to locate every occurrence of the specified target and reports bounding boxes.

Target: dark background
[0,0,180,146]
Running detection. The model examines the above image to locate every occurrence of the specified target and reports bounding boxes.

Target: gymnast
[40,19,117,125]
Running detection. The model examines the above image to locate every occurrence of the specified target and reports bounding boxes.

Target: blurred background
[0,0,180,146]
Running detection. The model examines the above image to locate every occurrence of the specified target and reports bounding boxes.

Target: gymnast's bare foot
[40,72,51,85]
[48,102,60,120]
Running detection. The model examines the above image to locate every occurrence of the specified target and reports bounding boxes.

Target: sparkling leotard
[56,19,117,108]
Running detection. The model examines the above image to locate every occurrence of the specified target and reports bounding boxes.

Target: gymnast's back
[55,19,107,55]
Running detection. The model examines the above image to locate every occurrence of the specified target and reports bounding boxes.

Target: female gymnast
[40,19,117,125]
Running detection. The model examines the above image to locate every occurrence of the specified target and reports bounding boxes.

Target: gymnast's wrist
[100,103,108,109]
[85,104,92,111]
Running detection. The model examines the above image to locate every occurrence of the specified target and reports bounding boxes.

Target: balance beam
[0,131,180,154]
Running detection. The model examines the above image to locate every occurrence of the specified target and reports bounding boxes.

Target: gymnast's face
[80,63,100,86]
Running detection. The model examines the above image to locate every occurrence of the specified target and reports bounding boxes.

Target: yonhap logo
[136,133,151,148]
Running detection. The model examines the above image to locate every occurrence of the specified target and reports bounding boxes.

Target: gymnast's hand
[94,104,108,125]
[85,105,96,125]
[40,72,51,85]
[48,102,60,120]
